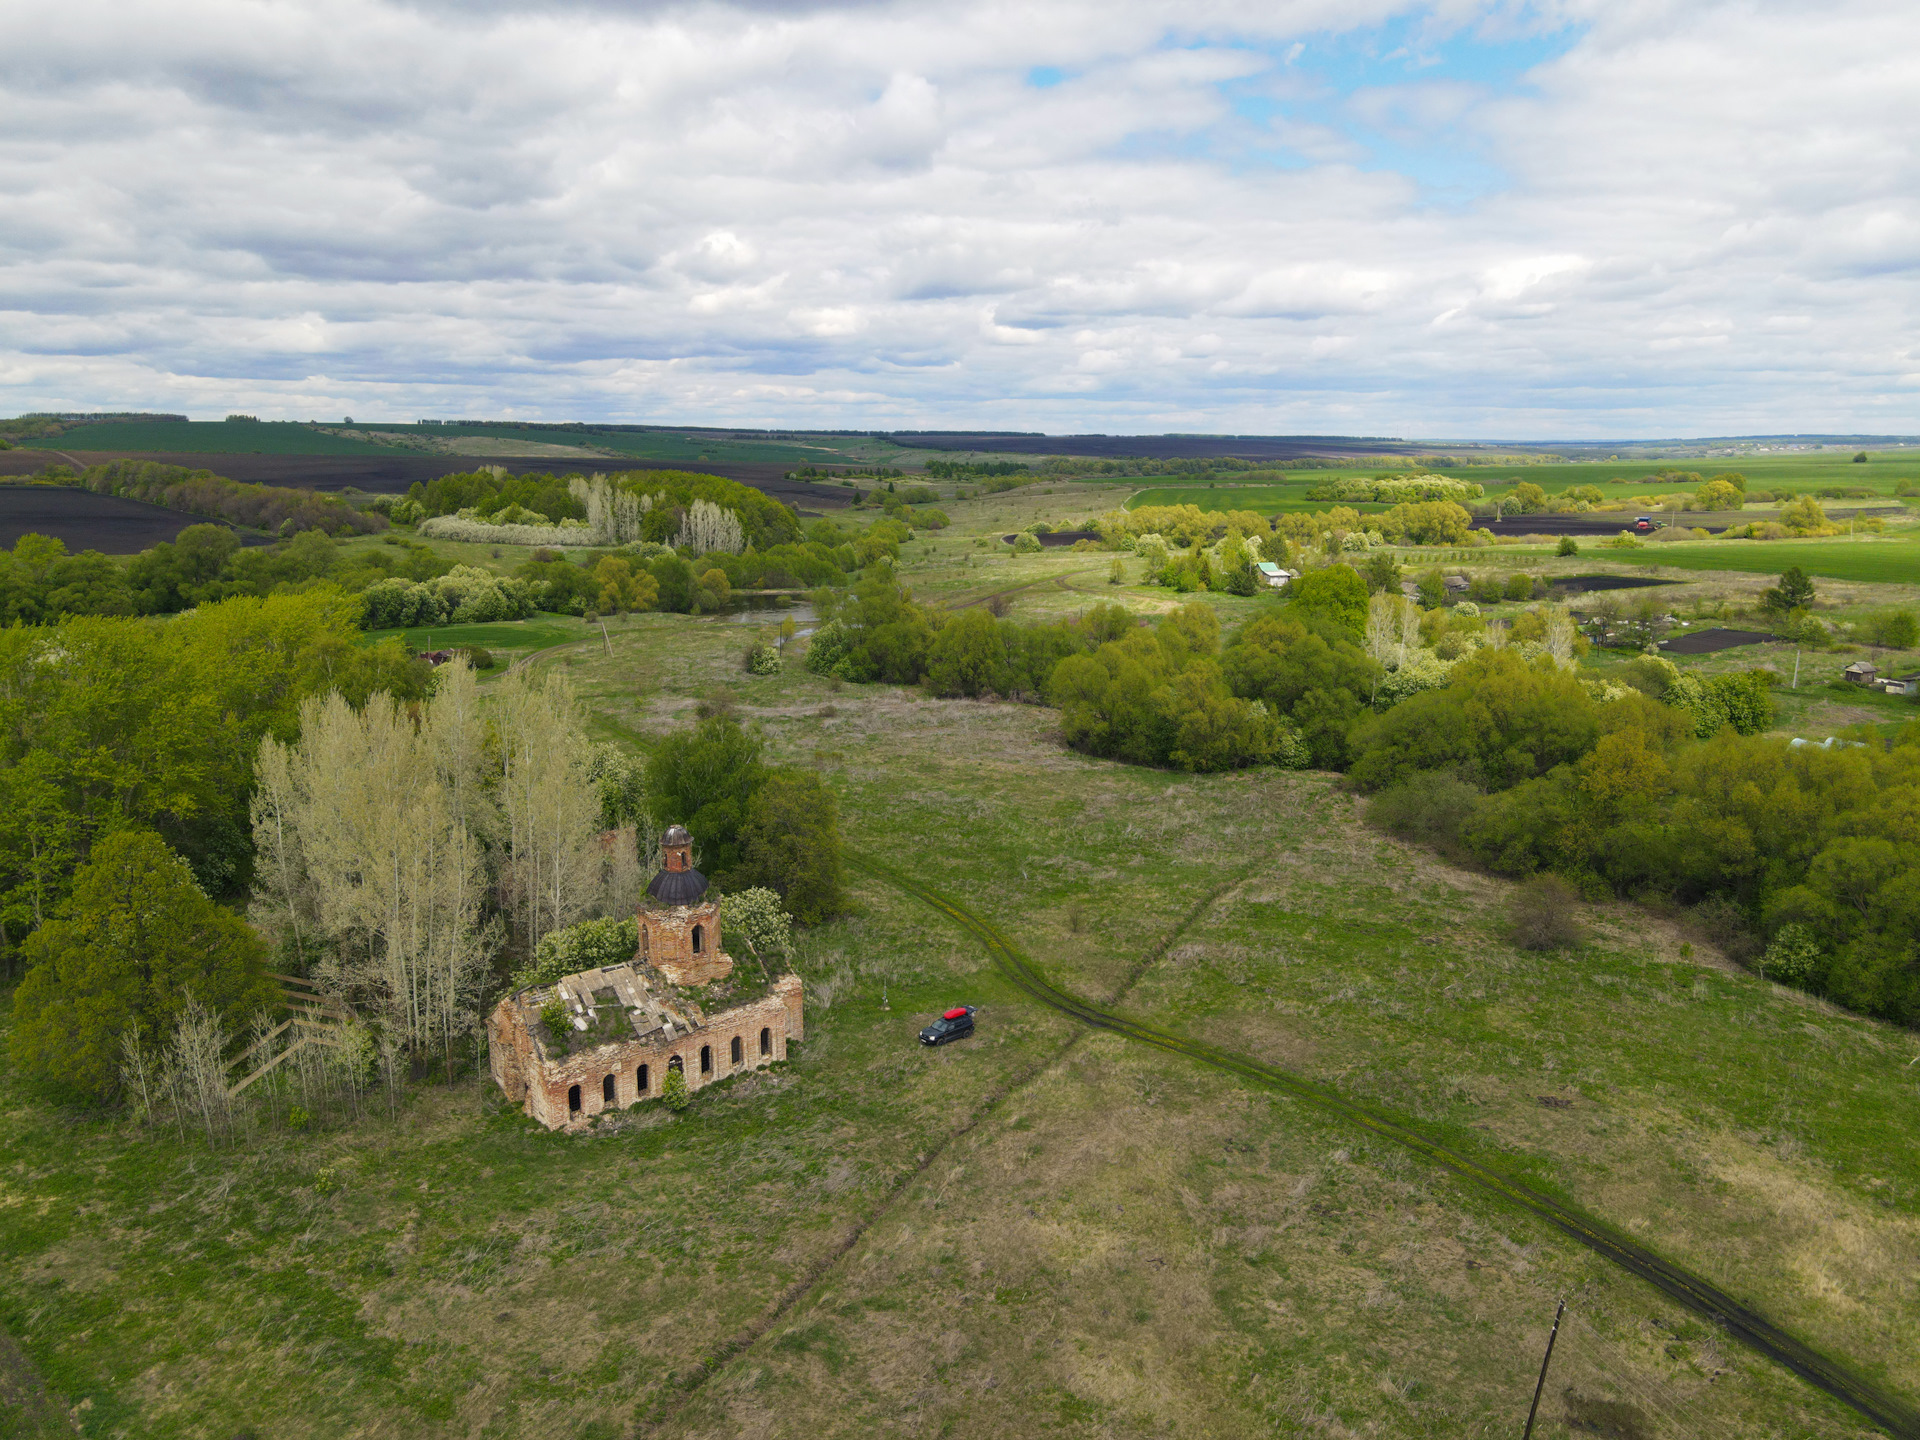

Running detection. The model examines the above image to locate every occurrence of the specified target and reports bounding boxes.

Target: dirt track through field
[640,847,1273,1434]
[848,853,1920,1440]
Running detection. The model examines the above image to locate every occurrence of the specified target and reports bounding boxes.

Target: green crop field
[1127,483,1389,514]
[1440,452,1920,499]
[4,488,1919,1439]
[41,419,869,466]
[1633,538,1920,585]
[50,421,396,454]
[367,424,836,466]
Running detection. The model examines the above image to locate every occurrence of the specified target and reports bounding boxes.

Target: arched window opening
[603,1074,616,1105]
[668,1054,683,1073]
[640,926,649,957]
[730,1036,742,1065]
[637,1064,649,1093]
[567,1084,582,1113]
[700,1045,713,1074]
[691,924,704,954]
[760,1027,772,1056]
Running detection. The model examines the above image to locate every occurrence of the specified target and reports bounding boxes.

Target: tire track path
[640,845,1263,1432]
[850,852,1920,1439]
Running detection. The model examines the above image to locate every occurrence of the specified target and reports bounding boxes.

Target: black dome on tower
[647,865,709,904]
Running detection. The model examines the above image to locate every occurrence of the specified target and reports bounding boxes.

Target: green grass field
[360,424,835,466]
[5,486,1920,1438]
[1635,538,1920,585]
[360,615,593,658]
[1127,483,1391,514]
[1123,453,1920,513]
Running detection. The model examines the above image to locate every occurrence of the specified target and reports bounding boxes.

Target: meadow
[5,479,1920,1439]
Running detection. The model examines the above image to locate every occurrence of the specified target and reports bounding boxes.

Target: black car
[920,1006,976,1045]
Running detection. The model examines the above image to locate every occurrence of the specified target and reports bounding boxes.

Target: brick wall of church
[637,900,721,971]
[492,975,803,1130]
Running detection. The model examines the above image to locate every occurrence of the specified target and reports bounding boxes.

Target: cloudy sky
[3,0,1917,437]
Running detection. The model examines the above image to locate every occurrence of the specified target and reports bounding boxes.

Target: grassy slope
[49,422,396,454]
[4,489,1918,1438]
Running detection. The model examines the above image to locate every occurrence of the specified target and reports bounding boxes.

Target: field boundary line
[639,845,1272,1433]
[854,853,1920,1440]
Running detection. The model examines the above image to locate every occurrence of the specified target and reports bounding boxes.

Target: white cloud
[0,0,1917,435]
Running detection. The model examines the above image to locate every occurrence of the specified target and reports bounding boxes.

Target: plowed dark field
[0,485,259,554]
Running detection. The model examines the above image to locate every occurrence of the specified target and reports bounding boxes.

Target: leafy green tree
[717,887,792,969]
[643,719,765,877]
[1556,536,1579,557]
[1694,479,1743,511]
[925,607,1012,698]
[1216,534,1258,595]
[1852,451,1869,463]
[1360,552,1400,595]
[1347,649,1600,793]
[1164,663,1276,772]
[1776,497,1829,533]
[1863,610,1918,649]
[661,1064,691,1110]
[1760,565,1817,614]
[732,770,847,924]
[1285,564,1368,635]
[1507,482,1548,514]
[9,831,276,1098]
[812,565,932,684]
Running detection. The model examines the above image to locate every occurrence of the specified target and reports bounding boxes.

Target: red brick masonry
[490,965,803,1130]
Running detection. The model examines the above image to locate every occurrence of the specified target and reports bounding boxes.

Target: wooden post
[1523,1299,1566,1440]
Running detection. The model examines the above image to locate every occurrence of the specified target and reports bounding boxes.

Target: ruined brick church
[490,825,803,1130]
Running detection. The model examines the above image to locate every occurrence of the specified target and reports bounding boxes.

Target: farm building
[1843,660,1878,686]
[1255,561,1298,589]
[1878,673,1919,697]
[489,825,803,1130]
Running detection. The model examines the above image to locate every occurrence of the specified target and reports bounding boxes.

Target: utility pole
[1523,1299,1566,1440]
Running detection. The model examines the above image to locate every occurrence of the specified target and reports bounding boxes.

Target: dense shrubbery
[361,565,538,627]
[399,469,588,525]
[74,460,385,538]
[510,518,858,617]
[1306,474,1484,504]
[1051,604,1297,771]
[1351,647,1920,1026]
[640,718,848,923]
[9,831,281,1098]
[0,590,424,946]
[0,527,458,624]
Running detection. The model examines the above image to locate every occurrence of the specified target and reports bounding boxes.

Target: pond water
[718,600,818,637]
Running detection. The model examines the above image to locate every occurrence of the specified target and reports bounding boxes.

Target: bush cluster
[73,460,385,538]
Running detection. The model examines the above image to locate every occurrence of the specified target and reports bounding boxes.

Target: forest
[1,604,846,1140]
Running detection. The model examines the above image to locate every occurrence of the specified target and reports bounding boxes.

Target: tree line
[788,562,1920,1027]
